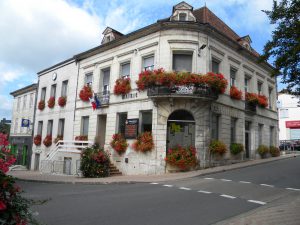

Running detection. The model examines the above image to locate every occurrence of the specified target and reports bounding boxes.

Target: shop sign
[125,119,139,139]
[286,121,300,128]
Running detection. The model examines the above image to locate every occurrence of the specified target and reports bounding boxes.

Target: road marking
[204,177,214,180]
[239,181,251,184]
[248,200,266,205]
[260,184,274,188]
[221,179,232,182]
[220,194,236,199]
[163,184,173,187]
[198,190,212,194]
[179,187,191,191]
[150,182,159,185]
[286,188,300,191]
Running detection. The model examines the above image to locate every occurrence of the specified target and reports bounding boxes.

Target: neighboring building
[10,83,37,168]
[0,118,11,134]
[277,93,300,141]
[31,2,278,175]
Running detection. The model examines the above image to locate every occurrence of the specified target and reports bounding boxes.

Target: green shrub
[257,145,269,158]
[230,143,244,155]
[269,146,280,157]
[80,144,110,178]
[209,140,227,155]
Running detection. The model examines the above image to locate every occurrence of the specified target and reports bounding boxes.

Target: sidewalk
[8,153,298,184]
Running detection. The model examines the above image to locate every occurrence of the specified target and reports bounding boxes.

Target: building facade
[10,84,37,168]
[30,2,279,175]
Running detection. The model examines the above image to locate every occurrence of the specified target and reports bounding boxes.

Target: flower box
[47,96,55,108]
[209,140,227,155]
[43,135,52,147]
[257,94,268,108]
[230,86,242,100]
[110,133,128,154]
[245,92,259,105]
[132,132,154,152]
[33,135,42,146]
[113,78,131,95]
[54,135,63,144]
[58,96,67,107]
[38,100,45,111]
[79,85,93,102]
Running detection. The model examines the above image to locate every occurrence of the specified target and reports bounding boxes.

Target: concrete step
[9,165,28,171]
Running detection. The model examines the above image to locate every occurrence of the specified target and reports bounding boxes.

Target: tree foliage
[261,0,300,94]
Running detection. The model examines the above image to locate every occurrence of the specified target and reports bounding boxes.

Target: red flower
[132,132,154,152]
[47,96,55,108]
[43,135,52,147]
[257,94,268,108]
[230,86,243,100]
[79,85,93,102]
[0,200,7,211]
[114,78,131,95]
[33,135,41,146]
[245,92,259,105]
[110,134,128,154]
[38,100,45,110]
[58,96,67,107]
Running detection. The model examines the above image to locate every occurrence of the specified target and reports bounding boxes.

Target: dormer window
[179,13,187,21]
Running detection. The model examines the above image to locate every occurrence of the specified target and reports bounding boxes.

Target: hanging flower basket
[132,132,154,152]
[165,145,198,171]
[110,133,128,154]
[75,135,88,141]
[257,94,268,108]
[54,135,63,144]
[58,96,67,107]
[38,100,45,111]
[230,86,243,100]
[47,96,55,108]
[245,92,259,105]
[43,135,52,147]
[209,140,227,155]
[33,135,42,146]
[79,85,93,102]
[114,77,131,95]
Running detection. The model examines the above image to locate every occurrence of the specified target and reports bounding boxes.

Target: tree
[261,0,300,94]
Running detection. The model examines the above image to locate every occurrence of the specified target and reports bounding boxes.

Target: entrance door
[167,110,195,150]
[63,157,72,175]
[34,154,40,171]
[245,121,251,158]
[96,115,107,149]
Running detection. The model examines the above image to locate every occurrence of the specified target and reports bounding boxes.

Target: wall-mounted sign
[286,121,300,128]
[125,119,139,139]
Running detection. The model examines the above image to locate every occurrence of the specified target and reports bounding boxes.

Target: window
[173,52,193,72]
[279,108,289,118]
[230,118,237,144]
[47,120,53,136]
[17,97,21,111]
[81,116,89,136]
[41,87,46,101]
[117,113,127,136]
[230,68,236,87]
[85,73,93,85]
[120,62,130,78]
[258,124,263,145]
[268,87,273,109]
[14,118,18,133]
[269,126,274,146]
[23,95,27,109]
[244,78,249,93]
[58,119,65,137]
[29,93,34,108]
[179,13,187,21]
[102,68,110,95]
[211,113,219,140]
[140,111,152,132]
[37,121,43,136]
[50,84,56,98]
[212,58,220,73]
[61,80,68,97]
[143,55,154,71]
[257,82,262,95]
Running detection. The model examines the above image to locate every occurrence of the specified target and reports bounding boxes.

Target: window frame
[47,120,53,136]
[142,55,154,71]
[120,61,131,78]
[139,110,153,133]
[172,51,193,72]
[61,80,68,97]
[85,72,93,86]
[230,67,237,87]
[81,116,89,136]
[117,113,128,136]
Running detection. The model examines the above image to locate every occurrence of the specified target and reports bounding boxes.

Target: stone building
[10,83,37,168]
[30,2,278,175]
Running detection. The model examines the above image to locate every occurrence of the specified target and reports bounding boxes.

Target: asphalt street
[20,156,300,225]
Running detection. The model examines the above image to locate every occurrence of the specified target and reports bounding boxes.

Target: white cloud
[0,94,13,119]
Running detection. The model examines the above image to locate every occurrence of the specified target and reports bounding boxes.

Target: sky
[0,0,282,120]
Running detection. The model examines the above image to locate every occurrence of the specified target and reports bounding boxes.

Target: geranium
[38,100,45,110]
[79,85,93,102]
[54,135,63,144]
[209,140,227,155]
[203,72,228,94]
[110,133,128,154]
[165,145,198,171]
[258,94,268,108]
[132,132,154,152]
[47,96,55,108]
[75,135,88,141]
[33,134,42,146]
[43,135,52,147]
[58,96,67,107]
[113,77,131,95]
[245,92,259,105]
[230,86,243,100]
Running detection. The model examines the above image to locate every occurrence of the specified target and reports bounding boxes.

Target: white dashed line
[260,184,274,188]
[220,194,236,199]
[286,188,300,191]
[198,190,212,194]
[221,179,232,182]
[179,187,191,191]
[163,184,173,187]
[239,181,251,184]
[150,182,159,185]
[204,177,214,180]
[248,200,266,205]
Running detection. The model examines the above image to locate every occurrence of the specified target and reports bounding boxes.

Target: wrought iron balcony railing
[245,101,256,113]
[95,91,110,107]
[147,85,218,100]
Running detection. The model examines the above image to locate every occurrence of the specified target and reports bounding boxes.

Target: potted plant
[54,135,63,144]
[230,143,244,155]
[257,145,269,158]
[110,133,128,154]
[269,146,280,157]
[38,100,45,110]
[209,140,227,156]
[33,134,42,146]
[245,92,259,105]
[113,77,131,95]
[79,85,93,102]
[43,135,52,147]
[165,145,198,171]
[132,132,154,152]
[47,96,55,108]
[257,94,268,108]
[75,135,88,149]
[58,96,67,107]
[230,86,243,100]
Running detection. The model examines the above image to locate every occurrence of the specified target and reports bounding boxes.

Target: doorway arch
[166,110,195,151]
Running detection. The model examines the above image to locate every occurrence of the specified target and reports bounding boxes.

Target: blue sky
[0,0,282,120]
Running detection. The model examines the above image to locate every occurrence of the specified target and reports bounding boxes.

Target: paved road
[20,156,300,225]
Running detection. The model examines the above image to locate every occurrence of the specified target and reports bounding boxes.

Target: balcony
[95,91,110,107]
[245,101,256,113]
[147,85,218,100]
